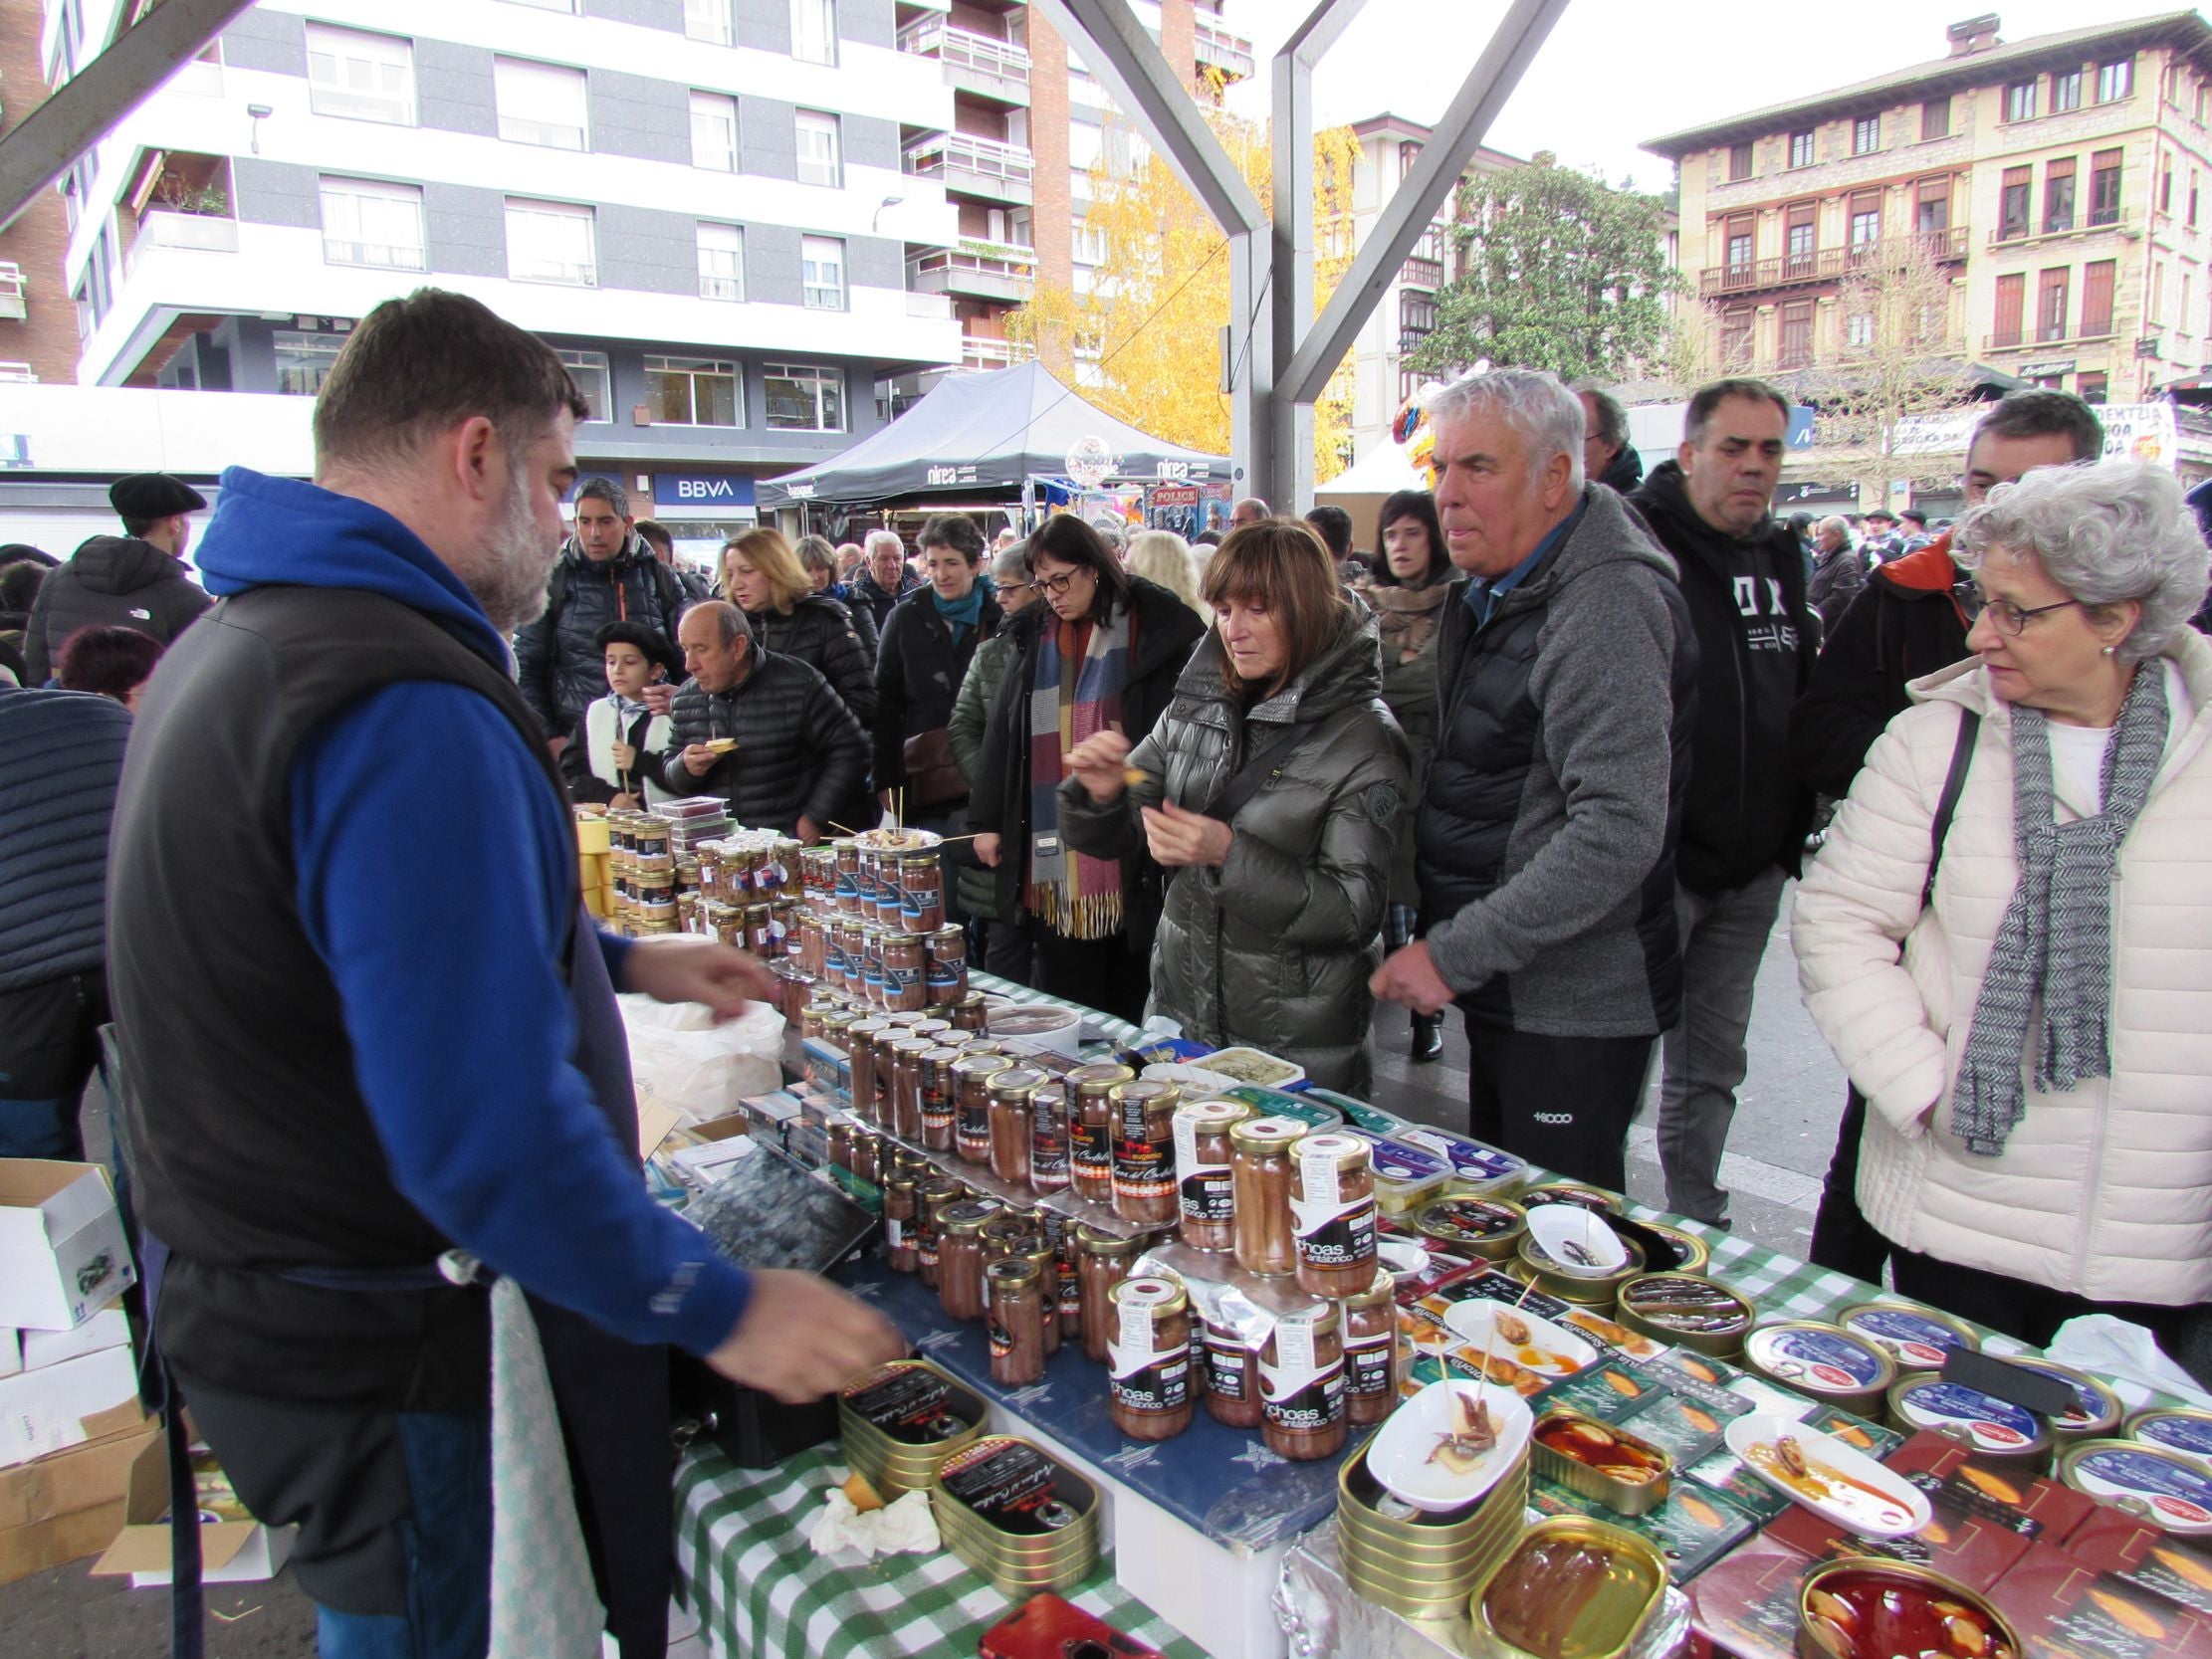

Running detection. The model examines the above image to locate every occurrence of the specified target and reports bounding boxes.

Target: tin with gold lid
[1742,1321,1896,1417]
[2057,1439,2212,1535]
[1616,1273,1754,1359]
[1885,1375,2055,1469]
[2008,1356,2122,1445]
[2128,1406,2212,1470]
[838,1359,987,1497]
[1836,1300,1980,1377]
[1414,1195,1528,1261]
[1470,1515,1666,1659]
[930,1436,1101,1595]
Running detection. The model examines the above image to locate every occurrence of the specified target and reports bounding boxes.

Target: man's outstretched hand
[622,934,775,1021]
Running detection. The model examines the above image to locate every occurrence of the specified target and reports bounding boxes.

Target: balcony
[1400,256,1443,291]
[0,262,23,320]
[0,362,35,384]
[905,291,954,321]
[962,334,1034,370]
[1399,327,1433,355]
[906,241,1036,303]
[1194,14,1256,83]
[1985,321,2117,350]
[1987,207,2132,249]
[124,209,239,274]
[897,18,1029,104]
[1699,227,1968,299]
[904,133,1034,204]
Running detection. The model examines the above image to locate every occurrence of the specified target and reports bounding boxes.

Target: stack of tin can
[836,1359,988,1499]
[930,1436,1103,1596]
[1334,1437,1530,1622]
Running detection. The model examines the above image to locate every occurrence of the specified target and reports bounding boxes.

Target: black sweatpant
[1028,924,1150,1028]
[1808,1087,1891,1284]
[1888,1244,2200,1352]
[1461,1018,1652,1192]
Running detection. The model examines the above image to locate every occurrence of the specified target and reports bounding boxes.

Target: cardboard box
[0,1161,136,1331]
[0,1402,158,1585]
[93,1433,295,1586]
[0,1329,18,1380]
[20,1307,129,1371]
[0,1345,139,1468]
[0,1499,129,1585]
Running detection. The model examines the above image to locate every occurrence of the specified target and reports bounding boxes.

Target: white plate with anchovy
[1724,1413,1932,1538]
[1440,1299,1600,1380]
[1368,1378,1532,1513]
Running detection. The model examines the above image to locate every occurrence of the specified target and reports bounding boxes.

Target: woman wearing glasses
[1794,462,2212,1347]
[1057,520,1409,1092]
[968,517,1207,1021]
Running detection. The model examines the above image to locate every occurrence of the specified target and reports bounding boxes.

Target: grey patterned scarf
[1951,664,2170,1156]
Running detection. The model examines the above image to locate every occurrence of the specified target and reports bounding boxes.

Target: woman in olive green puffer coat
[1058,523,1409,1093]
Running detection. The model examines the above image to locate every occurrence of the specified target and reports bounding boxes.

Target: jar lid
[1343,1270,1395,1309]
[953,1055,1014,1079]
[1299,1131,1370,1167]
[883,932,922,945]
[892,1037,935,1056]
[1112,1276,1190,1318]
[912,1020,954,1037]
[1068,1064,1136,1094]
[1275,1302,1341,1339]
[921,1046,966,1064]
[985,1258,1041,1290]
[1230,1116,1307,1152]
[919,1176,965,1199]
[1110,1079,1180,1106]
[941,1200,1000,1233]
[851,1019,893,1035]
[993,1067,1051,1094]
[1177,1099,1252,1129]
[931,924,966,940]
[886,1174,917,1195]
[1076,1224,1143,1255]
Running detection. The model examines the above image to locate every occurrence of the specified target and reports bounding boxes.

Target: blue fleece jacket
[195,467,751,1356]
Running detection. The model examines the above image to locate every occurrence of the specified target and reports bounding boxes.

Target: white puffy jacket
[1793,631,2212,1306]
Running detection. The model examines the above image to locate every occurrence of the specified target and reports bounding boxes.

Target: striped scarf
[1951,663,2170,1156]
[1025,607,1132,938]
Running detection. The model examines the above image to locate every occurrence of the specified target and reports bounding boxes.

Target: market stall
[601,812,2212,1659]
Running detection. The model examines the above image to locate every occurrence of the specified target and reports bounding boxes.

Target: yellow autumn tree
[1010,111,1361,484]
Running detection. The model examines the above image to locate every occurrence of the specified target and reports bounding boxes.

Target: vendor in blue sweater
[106,290,900,1659]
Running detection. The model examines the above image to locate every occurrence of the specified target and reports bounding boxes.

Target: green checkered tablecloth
[675,1444,1209,1659]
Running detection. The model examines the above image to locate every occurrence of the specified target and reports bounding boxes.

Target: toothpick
[827,821,864,837]
[1475,1299,1502,1392]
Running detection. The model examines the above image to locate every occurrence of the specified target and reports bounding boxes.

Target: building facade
[1646,11,2212,414]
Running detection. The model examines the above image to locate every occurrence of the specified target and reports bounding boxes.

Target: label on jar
[885,958,923,996]
[989,1317,1013,1360]
[2070,1448,2212,1532]
[958,1096,992,1145]
[927,953,964,993]
[938,1439,1091,1534]
[1292,1195,1377,1269]
[1059,1271,1081,1319]
[1261,1346,1346,1430]
[1114,1098,1174,1198]
[1298,1142,1349,1205]
[843,1363,979,1444]
[1030,1097,1071,1182]
[1110,1349,1191,1416]
[921,1086,955,1135]
[884,1217,905,1250]
[1208,1342,1253,1401]
[1345,1330,1394,1398]
[1747,1326,1886,1391]
[1895,1381,2041,1450]
[1843,1308,1967,1372]
[1073,1118,1113,1181]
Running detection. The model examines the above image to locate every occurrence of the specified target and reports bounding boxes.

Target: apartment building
[27,0,976,536]
[1645,11,2212,413]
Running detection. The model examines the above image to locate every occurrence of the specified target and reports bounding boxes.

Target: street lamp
[872,194,906,235]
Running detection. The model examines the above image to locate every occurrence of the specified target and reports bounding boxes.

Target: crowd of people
[7,284,2212,1646]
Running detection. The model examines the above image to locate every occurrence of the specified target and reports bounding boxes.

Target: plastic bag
[618,993,782,1124]
[2046,1314,2212,1412]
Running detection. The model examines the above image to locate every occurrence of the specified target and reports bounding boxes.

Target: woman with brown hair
[1059,520,1409,1091]
[719,526,876,728]
[968,515,1205,1021]
[1366,488,1454,1061]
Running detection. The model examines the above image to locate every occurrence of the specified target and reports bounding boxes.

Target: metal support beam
[1280,0,1571,406]
[0,0,258,231]
[1265,0,1368,512]
[1028,0,1263,234]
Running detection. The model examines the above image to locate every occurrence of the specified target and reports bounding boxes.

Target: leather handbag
[901,726,968,811]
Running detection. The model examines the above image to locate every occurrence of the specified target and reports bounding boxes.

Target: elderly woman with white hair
[1795,461,2212,1348]
[1124,528,1206,619]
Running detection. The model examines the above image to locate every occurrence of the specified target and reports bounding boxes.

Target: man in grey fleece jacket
[1373,369,1698,1191]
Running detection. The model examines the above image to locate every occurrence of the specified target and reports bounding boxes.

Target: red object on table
[980,1593,1166,1659]
[1989,1537,2212,1659]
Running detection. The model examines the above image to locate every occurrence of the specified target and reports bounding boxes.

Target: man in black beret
[22,472,211,683]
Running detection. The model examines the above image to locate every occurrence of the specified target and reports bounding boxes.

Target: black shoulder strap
[545,559,568,630]
[1922,707,1980,908]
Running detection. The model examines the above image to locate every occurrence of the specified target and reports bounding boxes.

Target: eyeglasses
[1032,569,1090,597]
[1959,584,2086,636]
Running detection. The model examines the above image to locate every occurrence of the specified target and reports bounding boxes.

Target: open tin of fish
[1794,1557,2020,1659]
[1470,1515,1666,1659]
[1634,1222,1711,1275]
[1337,1437,1529,1545]
[1616,1273,1754,1359]
[1529,1408,1673,1516]
[1514,1226,1646,1309]
[1415,1196,1529,1262]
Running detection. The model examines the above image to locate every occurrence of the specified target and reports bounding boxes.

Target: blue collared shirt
[1463,501,1585,629]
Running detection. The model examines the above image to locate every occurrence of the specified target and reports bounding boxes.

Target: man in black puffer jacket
[514,477,685,746]
[645,602,867,839]
[24,474,212,683]
[1629,378,1818,1229]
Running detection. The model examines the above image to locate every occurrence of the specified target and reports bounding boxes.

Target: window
[557,348,609,421]
[2044,158,2076,234]
[2151,259,2167,323]
[1999,165,2031,240]
[697,222,744,301]
[1779,301,1813,369]
[1852,114,1880,155]
[1916,177,1950,235]
[2052,69,2084,112]
[690,92,737,172]
[1993,273,2025,345]
[2193,173,2202,228]
[1724,212,1753,276]
[505,198,596,286]
[2096,58,2133,103]
[2184,272,2194,332]
[2036,268,2070,341]
[1788,130,1814,169]
[305,23,415,125]
[2005,80,2038,122]
[764,362,843,431]
[2089,149,2122,225]
[646,355,740,426]
[495,58,587,150]
[792,0,837,67]
[795,110,841,188]
[274,329,344,397]
[685,0,733,46]
[1921,98,1950,140]
[1785,201,1816,275]
[2081,260,2115,336]
[1847,311,1876,347]
[1727,141,1753,181]
[800,235,844,310]
[1400,292,1438,340]
[319,176,425,270]
[1849,191,1880,248]
[2077,369,2107,405]
[1719,306,1753,366]
[2162,162,2175,215]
